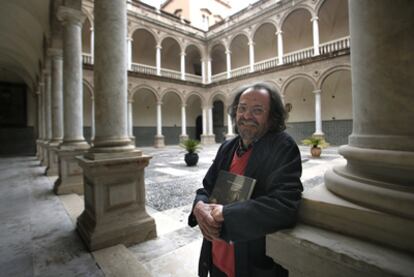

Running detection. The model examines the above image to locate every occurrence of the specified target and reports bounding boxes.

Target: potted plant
[301,136,329,158]
[180,139,201,166]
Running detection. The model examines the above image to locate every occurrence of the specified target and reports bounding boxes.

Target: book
[209,170,256,205]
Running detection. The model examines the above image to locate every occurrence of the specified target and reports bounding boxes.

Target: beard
[237,119,260,143]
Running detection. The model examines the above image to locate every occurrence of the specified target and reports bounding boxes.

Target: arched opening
[185,45,202,76]
[161,37,180,71]
[211,44,226,75]
[212,99,225,142]
[321,69,352,145]
[186,94,202,140]
[132,88,157,146]
[162,92,181,145]
[131,29,156,66]
[319,0,349,43]
[283,77,315,142]
[254,23,277,62]
[81,18,92,54]
[230,34,249,70]
[282,9,313,54]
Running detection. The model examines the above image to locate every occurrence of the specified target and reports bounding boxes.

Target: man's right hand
[193,201,222,241]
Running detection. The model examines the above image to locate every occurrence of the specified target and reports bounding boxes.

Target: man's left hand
[210,204,224,223]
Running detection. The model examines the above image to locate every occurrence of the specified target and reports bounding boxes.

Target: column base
[46,142,61,176]
[299,184,414,254]
[179,135,189,144]
[54,147,89,195]
[42,141,49,167]
[130,136,136,147]
[36,140,44,161]
[76,153,156,251]
[154,135,165,148]
[201,134,215,145]
[266,224,414,277]
[225,134,236,140]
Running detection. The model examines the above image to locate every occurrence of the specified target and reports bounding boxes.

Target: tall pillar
[55,6,90,195]
[313,89,323,136]
[36,90,43,161]
[225,113,235,140]
[248,40,255,73]
[154,100,165,147]
[201,106,215,144]
[46,49,64,176]
[201,59,206,84]
[42,67,52,168]
[226,49,231,79]
[127,36,132,71]
[267,1,414,275]
[128,99,135,145]
[156,44,161,76]
[276,30,284,65]
[311,16,320,56]
[90,96,95,142]
[180,51,186,80]
[90,27,94,63]
[207,58,212,83]
[77,0,156,251]
[179,104,188,143]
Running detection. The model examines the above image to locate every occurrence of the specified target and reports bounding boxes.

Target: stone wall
[0,127,36,155]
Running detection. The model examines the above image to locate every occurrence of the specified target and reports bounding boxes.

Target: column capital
[156,44,162,50]
[276,30,283,35]
[57,6,86,26]
[311,16,319,22]
[248,40,255,46]
[313,89,322,94]
[157,100,163,105]
[127,36,133,42]
[225,49,232,55]
[180,51,186,57]
[181,103,187,108]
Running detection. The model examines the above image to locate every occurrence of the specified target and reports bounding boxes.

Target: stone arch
[317,0,350,43]
[82,79,94,98]
[184,43,204,57]
[253,22,278,63]
[317,64,351,89]
[159,35,184,52]
[281,73,316,96]
[185,43,203,75]
[130,84,159,102]
[229,33,250,69]
[160,88,184,104]
[208,91,227,106]
[252,20,277,37]
[129,25,159,42]
[82,8,94,28]
[229,31,251,47]
[130,28,157,66]
[208,40,226,56]
[279,5,315,28]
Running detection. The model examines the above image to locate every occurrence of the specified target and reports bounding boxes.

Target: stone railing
[319,36,350,55]
[254,57,278,71]
[211,71,227,83]
[160,68,181,80]
[185,73,203,83]
[82,53,93,65]
[231,64,251,78]
[131,63,157,75]
[283,46,314,64]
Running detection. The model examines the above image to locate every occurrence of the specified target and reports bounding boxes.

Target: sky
[140,0,258,14]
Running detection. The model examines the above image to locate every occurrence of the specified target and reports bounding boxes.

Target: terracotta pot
[310,146,322,157]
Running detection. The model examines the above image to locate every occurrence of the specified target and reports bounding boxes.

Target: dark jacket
[188,131,303,277]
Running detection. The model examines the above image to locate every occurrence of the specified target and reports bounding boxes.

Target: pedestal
[153,135,165,148]
[36,140,44,161]
[76,152,156,251]
[42,141,49,166]
[46,142,61,176]
[201,134,215,145]
[54,147,89,195]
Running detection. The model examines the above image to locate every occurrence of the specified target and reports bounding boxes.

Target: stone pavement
[0,143,344,276]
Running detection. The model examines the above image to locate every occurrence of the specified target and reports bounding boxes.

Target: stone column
[127,36,132,71]
[90,96,95,142]
[128,99,135,145]
[36,90,43,161]
[248,40,255,73]
[276,30,284,65]
[77,0,156,251]
[207,58,212,83]
[225,113,235,140]
[90,27,94,63]
[201,106,215,144]
[311,16,320,56]
[47,49,64,176]
[313,89,323,136]
[267,1,414,275]
[154,100,165,147]
[226,49,231,79]
[156,43,161,76]
[179,104,188,143]
[55,6,90,195]
[201,59,206,84]
[42,67,52,168]
[180,51,186,80]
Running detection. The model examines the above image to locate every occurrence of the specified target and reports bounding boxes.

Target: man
[188,82,303,277]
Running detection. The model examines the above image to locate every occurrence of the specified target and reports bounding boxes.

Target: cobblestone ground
[141,144,344,212]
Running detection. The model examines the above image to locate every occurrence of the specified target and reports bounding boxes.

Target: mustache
[237,119,259,127]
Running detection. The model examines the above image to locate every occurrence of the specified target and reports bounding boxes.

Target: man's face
[236,88,270,145]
